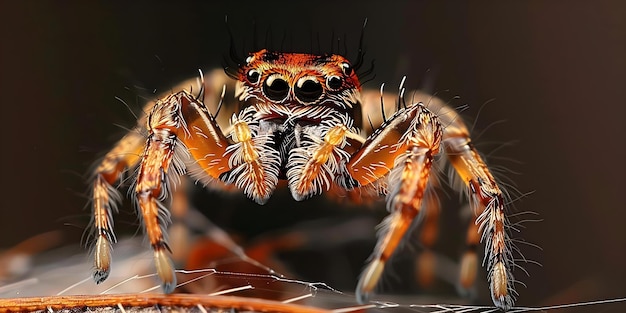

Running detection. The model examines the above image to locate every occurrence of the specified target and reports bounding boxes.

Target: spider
[89,46,518,311]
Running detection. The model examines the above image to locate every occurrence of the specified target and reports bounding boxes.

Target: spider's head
[233,49,362,109]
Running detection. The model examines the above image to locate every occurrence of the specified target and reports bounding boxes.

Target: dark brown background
[0,0,624,310]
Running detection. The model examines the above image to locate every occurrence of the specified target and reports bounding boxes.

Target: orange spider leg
[168,177,194,265]
[440,106,515,310]
[91,90,234,291]
[459,215,480,290]
[92,130,146,283]
[132,90,235,292]
[414,191,440,288]
[347,103,443,303]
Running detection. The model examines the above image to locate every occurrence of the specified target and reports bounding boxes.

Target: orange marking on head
[238,50,361,107]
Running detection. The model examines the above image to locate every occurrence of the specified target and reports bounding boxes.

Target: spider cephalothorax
[218,49,364,203]
[90,48,519,311]
[237,49,362,108]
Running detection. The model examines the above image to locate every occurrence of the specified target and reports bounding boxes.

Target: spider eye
[295,76,323,104]
[247,69,260,84]
[341,62,352,76]
[263,74,290,102]
[326,75,342,90]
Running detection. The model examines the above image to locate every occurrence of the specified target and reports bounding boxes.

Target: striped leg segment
[347,103,443,303]
[444,133,515,310]
[91,131,145,283]
[91,90,234,291]
[135,91,235,292]
[424,95,516,311]
[414,193,440,288]
[445,136,515,310]
[134,126,182,292]
[347,94,516,310]
[459,215,480,291]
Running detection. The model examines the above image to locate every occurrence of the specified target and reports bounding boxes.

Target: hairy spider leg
[92,90,235,292]
[419,94,516,310]
[459,215,480,291]
[347,92,516,311]
[90,59,519,310]
[91,130,146,284]
[135,90,237,292]
[346,102,443,304]
[443,127,515,311]
[359,89,444,289]
[168,177,195,265]
[425,96,515,310]
[414,184,441,288]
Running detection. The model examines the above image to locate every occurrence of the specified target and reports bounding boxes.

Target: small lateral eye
[341,62,352,76]
[326,75,343,90]
[247,69,260,84]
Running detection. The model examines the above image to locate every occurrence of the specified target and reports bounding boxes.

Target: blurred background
[0,0,624,311]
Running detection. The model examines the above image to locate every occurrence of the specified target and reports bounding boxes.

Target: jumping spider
[90,47,518,310]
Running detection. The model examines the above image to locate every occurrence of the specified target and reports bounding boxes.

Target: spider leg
[346,103,443,303]
[459,214,480,291]
[91,130,145,284]
[168,177,195,265]
[91,90,234,292]
[414,192,440,288]
[135,90,237,292]
[355,90,516,310]
[439,102,515,310]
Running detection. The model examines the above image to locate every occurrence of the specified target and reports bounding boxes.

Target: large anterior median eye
[294,76,323,104]
[263,74,289,102]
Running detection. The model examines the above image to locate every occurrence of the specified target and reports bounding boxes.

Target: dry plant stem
[0,294,330,313]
